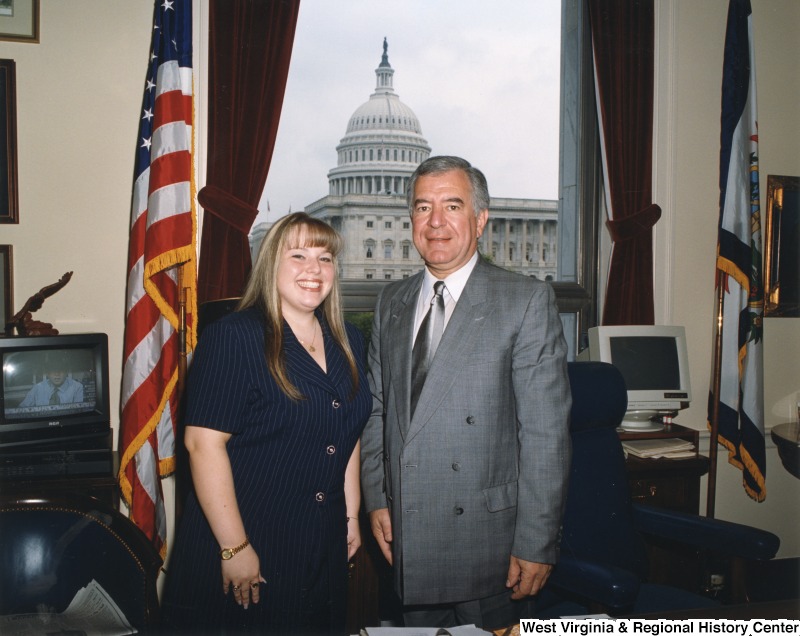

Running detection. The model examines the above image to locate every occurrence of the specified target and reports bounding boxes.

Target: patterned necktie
[411,281,446,417]
[50,388,61,405]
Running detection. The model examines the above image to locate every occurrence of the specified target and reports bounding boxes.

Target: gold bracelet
[219,537,249,560]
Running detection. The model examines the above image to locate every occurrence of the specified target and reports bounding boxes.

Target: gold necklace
[298,320,318,353]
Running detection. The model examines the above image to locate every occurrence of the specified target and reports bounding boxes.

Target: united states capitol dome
[346,95,423,135]
[327,39,431,197]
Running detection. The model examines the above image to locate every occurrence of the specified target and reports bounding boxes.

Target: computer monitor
[582,325,692,431]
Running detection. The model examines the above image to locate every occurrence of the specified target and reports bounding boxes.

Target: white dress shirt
[413,251,479,341]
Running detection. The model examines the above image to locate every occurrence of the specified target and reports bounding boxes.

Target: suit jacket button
[454,506,464,515]
[327,445,336,455]
[465,416,475,425]
[332,399,341,409]
[315,492,325,502]
[451,462,460,471]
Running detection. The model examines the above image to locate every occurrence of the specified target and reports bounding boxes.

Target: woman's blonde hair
[238,212,358,400]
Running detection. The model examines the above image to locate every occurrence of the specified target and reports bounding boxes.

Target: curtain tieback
[197,185,259,235]
[606,203,662,242]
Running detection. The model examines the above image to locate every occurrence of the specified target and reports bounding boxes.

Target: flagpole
[175,273,189,524]
[707,272,725,518]
[178,270,187,397]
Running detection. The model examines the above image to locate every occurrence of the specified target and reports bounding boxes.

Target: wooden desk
[619,423,709,514]
[631,598,800,620]
[0,451,120,508]
[619,424,711,594]
[491,599,800,630]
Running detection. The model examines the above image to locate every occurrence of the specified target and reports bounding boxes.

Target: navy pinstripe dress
[161,307,371,634]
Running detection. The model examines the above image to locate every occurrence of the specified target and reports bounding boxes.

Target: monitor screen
[0,333,110,450]
[3,347,99,420]
[609,336,681,392]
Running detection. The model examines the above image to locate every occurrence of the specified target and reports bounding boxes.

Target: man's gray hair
[406,156,490,215]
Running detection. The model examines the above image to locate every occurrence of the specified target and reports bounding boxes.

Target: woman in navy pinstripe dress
[161,213,371,635]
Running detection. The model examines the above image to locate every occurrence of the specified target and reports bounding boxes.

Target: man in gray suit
[361,155,572,629]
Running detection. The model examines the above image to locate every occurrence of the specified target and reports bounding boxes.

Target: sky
[256,0,562,226]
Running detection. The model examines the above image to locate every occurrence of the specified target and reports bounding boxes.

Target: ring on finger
[233,585,240,591]
[251,582,259,589]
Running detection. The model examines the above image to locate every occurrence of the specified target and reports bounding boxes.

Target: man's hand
[506,556,552,600]
[369,508,393,564]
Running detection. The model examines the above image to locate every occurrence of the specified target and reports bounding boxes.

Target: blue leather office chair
[0,493,162,631]
[535,361,780,617]
[197,297,241,337]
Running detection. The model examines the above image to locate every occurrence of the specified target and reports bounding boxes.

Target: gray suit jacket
[361,257,572,605]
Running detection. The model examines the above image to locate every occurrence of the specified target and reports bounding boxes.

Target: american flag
[119,0,196,555]
[708,0,765,502]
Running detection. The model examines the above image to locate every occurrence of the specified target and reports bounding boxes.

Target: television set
[0,333,111,451]
[581,325,692,431]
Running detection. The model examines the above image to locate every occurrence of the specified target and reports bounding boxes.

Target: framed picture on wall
[0,0,39,43]
[0,245,11,331]
[764,175,800,318]
[0,59,18,224]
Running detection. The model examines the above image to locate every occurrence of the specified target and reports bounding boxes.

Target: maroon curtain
[589,0,660,325]
[197,0,301,304]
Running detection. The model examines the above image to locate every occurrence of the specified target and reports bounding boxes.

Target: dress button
[327,445,336,455]
[466,416,475,425]
[315,492,325,502]
[452,462,460,471]
[332,399,341,409]
[454,506,464,515]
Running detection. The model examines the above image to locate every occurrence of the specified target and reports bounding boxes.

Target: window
[385,221,392,229]
[384,241,393,259]
[258,0,599,357]
[366,220,373,229]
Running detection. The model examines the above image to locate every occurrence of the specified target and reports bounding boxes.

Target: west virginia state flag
[708,0,765,502]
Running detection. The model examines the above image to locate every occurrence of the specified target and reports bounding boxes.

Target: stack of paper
[0,579,135,635]
[622,438,695,459]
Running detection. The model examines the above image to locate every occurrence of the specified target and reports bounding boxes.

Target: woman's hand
[347,516,361,560]
[221,545,266,610]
